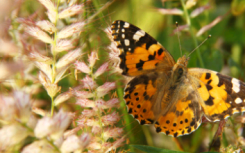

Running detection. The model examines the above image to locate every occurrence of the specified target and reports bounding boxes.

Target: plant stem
[180,0,204,68]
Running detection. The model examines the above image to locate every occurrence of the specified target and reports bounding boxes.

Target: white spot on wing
[235,97,242,104]
[232,78,240,93]
[122,29,125,32]
[124,39,130,46]
[133,30,145,41]
[122,34,125,38]
[123,22,130,28]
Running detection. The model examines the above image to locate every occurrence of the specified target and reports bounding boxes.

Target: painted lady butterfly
[111,20,245,137]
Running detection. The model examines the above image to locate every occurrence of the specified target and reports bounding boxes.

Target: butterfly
[110,20,245,137]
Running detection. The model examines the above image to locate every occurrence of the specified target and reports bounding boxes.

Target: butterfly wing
[189,68,245,122]
[111,20,175,76]
[153,77,203,137]
[124,72,164,125]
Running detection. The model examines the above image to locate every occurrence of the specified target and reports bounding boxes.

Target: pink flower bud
[56,48,82,70]
[74,90,94,99]
[97,82,116,97]
[158,8,183,15]
[94,62,109,78]
[39,71,61,98]
[47,10,56,23]
[92,126,101,135]
[81,75,97,89]
[57,22,85,39]
[59,4,84,19]
[76,98,95,107]
[95,99,105,108]
[54,39,75,52]
[88,52,98,67]
[29,51,53,64]
[36,20,56,34]
[77,117,100,127]
[38,0,56,12]
[105,98,120,108]
[26,26,53,44]
[87,141,101,150]
[101,111,120,126]
[60,133,91,152]
[74,61,90,74]
[22,140,55,153]
[82,109,96,117]
[0,124,29,150]
[103,128,123,140]
[36,62,52,81]
[34,110,71,140]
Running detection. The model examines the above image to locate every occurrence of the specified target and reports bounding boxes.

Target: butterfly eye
[178,68,183,76]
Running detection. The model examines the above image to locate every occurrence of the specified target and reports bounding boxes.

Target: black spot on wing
[158,48,163,56]
[136,60,144,71]
[217,73,232,94]
[205,73,211,80]
[205,96,214,106]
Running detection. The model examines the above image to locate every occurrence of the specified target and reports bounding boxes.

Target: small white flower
[29,51,53,64]
[35,62,52,81]
[60,133,91,153]
[36,20,56,34]
[22,140,56,153]
[56,48,82,69]
[94,62,109,78]
[97,82,116,97]
[26,26,53,44]
[38,0,56,12]
[74,61,91,74]
[47,10,57,23]
[57,22,85,39]
[76,98,95,107]
[34,110,71,140]
[54,39,75,52]
[0,124,29,150]
[88,52,98,68]
[81,75,97,89]
[59,4,84,19]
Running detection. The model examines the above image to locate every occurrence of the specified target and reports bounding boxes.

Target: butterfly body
[111,20,245,137]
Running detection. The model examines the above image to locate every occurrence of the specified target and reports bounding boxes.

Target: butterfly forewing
[111,20,175,76]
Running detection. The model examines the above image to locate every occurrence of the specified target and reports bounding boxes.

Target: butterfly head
[171,55,189,81]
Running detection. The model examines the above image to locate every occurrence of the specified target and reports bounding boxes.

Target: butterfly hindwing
[189,68,245,122]
[111,20,175,76]
[124,72,160,125]
[154,78,203,137]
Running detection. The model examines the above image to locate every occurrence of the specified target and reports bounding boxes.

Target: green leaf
[201,49,223,72]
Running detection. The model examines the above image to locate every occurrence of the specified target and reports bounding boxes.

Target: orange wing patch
[189,68,245,122]
[155,91,202,137]
[124,73,158,125]
[111,20,175,76]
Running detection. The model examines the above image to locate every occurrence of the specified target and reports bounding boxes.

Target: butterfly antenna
[175,22,182,56]
[187,35,212,57]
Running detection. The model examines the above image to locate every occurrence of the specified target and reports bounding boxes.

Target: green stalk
[180,0,204,68]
